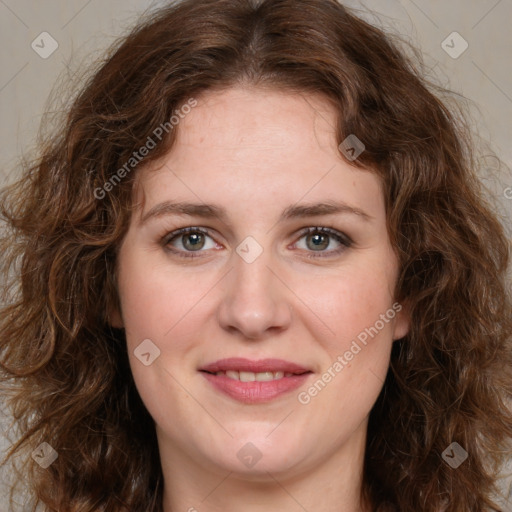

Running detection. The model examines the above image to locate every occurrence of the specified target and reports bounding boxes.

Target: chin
[205,433,311,478]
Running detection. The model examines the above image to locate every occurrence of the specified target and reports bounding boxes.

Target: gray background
[1,0,511,509]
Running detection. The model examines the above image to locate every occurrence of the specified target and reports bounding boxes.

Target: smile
[199,358,312,403]
[212,370,297,381]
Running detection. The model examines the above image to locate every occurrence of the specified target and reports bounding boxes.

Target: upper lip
[200,358,311,374]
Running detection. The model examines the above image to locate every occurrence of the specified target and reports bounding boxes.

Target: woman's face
[112,86,409,480]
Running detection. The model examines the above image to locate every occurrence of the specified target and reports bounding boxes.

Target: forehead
[175,86,338,149]
[133,86,384,220]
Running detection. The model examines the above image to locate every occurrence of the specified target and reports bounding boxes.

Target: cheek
[116,252,207,420]
[295,261,397,351]
[300,266,396,429]
[117,247,206,348]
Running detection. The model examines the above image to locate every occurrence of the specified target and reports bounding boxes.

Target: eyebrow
[140,199,373,225]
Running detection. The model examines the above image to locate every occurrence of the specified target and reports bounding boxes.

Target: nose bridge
[216,239,292,339]
[233,242,273,298]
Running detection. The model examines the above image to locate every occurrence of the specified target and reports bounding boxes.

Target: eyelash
[161,226,353,260]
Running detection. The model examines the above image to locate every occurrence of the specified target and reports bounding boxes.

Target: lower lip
[200,372,311,404]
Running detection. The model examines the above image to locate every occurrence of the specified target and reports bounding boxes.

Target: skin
[110,85,410,512]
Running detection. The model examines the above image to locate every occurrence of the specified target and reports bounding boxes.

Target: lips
[199,358,312,404]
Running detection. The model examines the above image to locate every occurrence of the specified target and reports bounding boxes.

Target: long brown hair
[1,0,511,510]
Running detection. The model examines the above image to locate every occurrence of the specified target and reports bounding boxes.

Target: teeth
[216,370,289,381]
[254,371,275,381]
[239,371,256,382]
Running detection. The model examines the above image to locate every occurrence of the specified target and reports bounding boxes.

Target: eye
[162,226,353,260]
[293,227,353,258]
[163,227,219,258]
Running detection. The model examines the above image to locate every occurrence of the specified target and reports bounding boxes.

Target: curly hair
[1,0,511,510]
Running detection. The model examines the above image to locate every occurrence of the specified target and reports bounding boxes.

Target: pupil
[309,233,328,251]
[184,233,204,250]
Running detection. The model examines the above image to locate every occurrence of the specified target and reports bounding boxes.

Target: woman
[1,0,511,511]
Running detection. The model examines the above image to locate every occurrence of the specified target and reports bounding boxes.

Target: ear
[391,300,410,341]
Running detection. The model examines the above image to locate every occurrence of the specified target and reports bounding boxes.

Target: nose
[216,247,292,340]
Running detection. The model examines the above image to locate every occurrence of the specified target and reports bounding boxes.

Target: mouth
[203,369,303,381]
[199,358,313,404]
